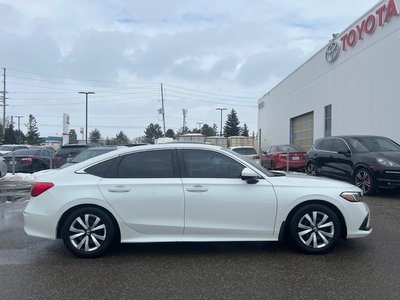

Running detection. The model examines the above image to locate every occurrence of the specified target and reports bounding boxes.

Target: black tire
[289,204,341,254]
[61,207,115,258]
[354,168,375,196]
[306,162,318,176]
[270,160,275,170]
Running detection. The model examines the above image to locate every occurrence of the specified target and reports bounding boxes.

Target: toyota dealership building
[258,0,400,150]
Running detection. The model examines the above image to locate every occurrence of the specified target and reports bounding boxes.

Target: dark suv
[53,144,94,168]
[306,135,400,195]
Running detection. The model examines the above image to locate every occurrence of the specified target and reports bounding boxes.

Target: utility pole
[160,83,166,137]
[197,122,203,131]
[78,91,95,144]
[2,68,6,141]
[216,108,227,136]
[182,109,188,134]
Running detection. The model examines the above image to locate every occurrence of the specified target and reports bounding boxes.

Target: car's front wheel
[306,162,318,176]
[289,204,341,254]
[354,168,375,196]
[61,207,115,258]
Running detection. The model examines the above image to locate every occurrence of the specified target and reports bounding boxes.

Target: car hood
[268,173,360,190]
[367,151,400,162]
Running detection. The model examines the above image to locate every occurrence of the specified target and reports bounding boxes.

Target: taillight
[53,156,61,162]
[31,182,54,197]
[278,154,287,159]
[21,158,33,163]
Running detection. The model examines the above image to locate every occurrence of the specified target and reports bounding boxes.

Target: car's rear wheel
[289,204,341,254]
[306,162,317,176]
[354,168,375,195]
[61,207,115,258]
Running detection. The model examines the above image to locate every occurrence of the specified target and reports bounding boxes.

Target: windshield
[347,136,400,153]
[71,148,115,163]
[223,148,275,177]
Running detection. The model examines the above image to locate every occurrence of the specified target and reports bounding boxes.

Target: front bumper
[374,169,400,189]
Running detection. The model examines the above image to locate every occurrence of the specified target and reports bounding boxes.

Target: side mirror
[338,150,351,157]
[241,167,259,184]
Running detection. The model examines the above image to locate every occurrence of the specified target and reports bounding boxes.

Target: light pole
[78,91,95,144]
[13,115,23,144]
[216,108,227,136]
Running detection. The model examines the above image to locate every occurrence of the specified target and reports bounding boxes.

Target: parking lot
[0,183,399,299]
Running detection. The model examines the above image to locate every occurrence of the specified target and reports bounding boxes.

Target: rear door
[179,149,277,236]
[97,149,185,235]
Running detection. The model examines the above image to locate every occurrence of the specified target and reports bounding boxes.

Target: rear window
[277,145,304,152]
[9,149,40,156]
[231,147,257,155]
[56,147,87,158]
[71,148,115,163]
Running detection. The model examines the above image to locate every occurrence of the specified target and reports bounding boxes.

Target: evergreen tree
[165,129,175,138]
[223,109,240,137]
[201,124,217,137]
[113,131,130,145]
[69,129,77,144]
[144,123,163,144]
[241,123,249,137]
[89,128,102,144]
[14,129,25,144]
[25,114,40,145]
[4,122,16,144]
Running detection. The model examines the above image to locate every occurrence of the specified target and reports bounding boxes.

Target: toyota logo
[326,41,340,63]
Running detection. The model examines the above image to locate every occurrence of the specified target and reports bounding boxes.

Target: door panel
[183,178,277,235]
[98,178,185,235]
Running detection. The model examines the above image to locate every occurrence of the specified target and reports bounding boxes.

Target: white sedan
[24,143,371,258]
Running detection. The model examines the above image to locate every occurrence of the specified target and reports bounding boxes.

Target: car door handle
[108,186,131,193]
[186,185,209,193]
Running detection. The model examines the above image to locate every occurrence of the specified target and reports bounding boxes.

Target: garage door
[290,112,314,150]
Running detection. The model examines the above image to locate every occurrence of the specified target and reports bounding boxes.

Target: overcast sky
[0,0,379,140]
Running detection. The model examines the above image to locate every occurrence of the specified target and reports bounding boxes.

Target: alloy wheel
[68,213,107,252]
[355,169,372,194]
[307,163,317,176]
[297,211,335,249]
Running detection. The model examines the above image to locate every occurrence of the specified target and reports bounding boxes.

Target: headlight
[340,192,363,202]
[376,157,400,167]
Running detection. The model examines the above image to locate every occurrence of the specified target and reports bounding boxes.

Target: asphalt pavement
[0,184,399,299]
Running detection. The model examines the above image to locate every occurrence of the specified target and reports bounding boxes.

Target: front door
[179,149,277,236]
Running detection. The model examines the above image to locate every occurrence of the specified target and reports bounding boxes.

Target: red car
[261,144,306,171]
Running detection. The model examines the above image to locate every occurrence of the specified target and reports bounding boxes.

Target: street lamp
[216,108,227,136]
[78,91,95,144]
[13,115,23,144]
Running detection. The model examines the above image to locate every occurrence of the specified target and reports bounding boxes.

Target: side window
[85,157,119,178]
[117,150,176,178]
[268,147,275,154]
[180,149,245,179]
[320,139,334,151]
[43,150,50,157]
[332,139,349,153]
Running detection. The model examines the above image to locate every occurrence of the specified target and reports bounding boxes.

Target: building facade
[258,0,400,150]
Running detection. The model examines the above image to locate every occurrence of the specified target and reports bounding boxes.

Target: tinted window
[72,148,115,163]
[232,147,257,155]
[320,139,334,151]
[9,149,40,156]
[347,136,400,152]
[332,139,349,153]
[181,149,245,178]
[117,150,175,178]
[85,158,118,178]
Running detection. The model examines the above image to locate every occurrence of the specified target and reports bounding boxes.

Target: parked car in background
[0,144,29,156]
[261,144,306,171]
[306,135,400,195]
[53,144,94,168]
[24,143,371,258]
[0,157,7,177]
[3,147,53,173]
[229,146,259,161]
[60,146,125,168]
